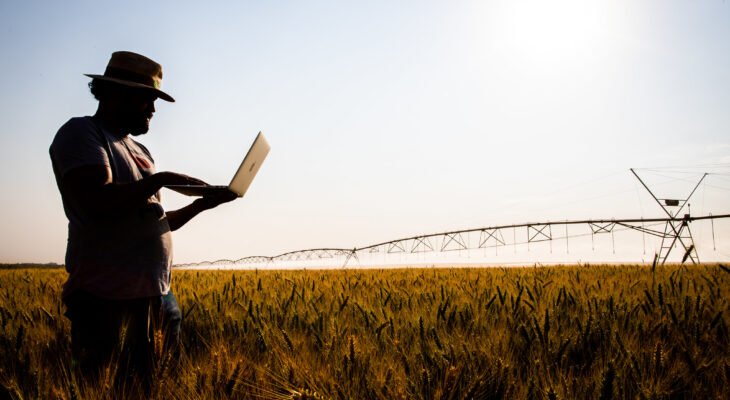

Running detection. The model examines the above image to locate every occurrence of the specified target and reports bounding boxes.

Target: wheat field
[1,264,729,399]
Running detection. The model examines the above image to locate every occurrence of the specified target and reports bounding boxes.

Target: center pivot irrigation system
[176,169,729,269]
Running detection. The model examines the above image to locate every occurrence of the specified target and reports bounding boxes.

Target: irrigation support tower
[630,168,706,264]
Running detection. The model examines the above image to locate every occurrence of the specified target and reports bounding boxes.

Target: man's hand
[154,171,209,187]
[194,191,238,211]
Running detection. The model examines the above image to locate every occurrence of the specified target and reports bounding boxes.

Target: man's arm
[165,192,238,231]
[61,165,206,218]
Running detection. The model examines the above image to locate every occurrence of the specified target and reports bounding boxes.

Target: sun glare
[475,0,628,72]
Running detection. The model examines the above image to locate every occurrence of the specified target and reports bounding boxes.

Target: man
[49,51,235,390]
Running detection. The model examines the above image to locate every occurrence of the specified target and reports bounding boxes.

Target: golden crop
[1,264,728,399]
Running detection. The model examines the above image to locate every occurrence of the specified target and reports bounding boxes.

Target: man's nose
[148,100,156,113]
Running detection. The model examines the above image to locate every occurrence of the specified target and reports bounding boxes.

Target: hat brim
[84,74,175,102]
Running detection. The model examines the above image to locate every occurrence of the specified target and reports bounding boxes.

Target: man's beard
[127,116,151,136]
[130,128,149,136]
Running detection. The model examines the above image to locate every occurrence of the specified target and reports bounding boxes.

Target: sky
[0,0,729,265]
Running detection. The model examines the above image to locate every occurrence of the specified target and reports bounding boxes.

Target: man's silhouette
[49,51,235,392]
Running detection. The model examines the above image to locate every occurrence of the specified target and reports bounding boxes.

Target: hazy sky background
[1,0,729,265]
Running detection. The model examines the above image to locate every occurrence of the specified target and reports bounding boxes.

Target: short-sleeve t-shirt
[49,116,172,300]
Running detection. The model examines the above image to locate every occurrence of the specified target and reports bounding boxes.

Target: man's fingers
[221,191,238,201]
[177,173,207,186]
[158,172,208,187]
[203,192,237,203]
[200,191,238,209]
[185,176,208,186]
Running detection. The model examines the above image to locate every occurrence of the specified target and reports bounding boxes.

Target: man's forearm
[64,168,166,217]
[62,166,205,218]
[166,199,208,231]
[98,173,166,210]
[165,193,237,231]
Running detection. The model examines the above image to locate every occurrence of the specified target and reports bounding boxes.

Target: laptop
[165,131,270,197]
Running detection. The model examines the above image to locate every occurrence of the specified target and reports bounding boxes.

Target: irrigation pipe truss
[174,213,730,268]
[175,169,730,268]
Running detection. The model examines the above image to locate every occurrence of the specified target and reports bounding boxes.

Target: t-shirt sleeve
[50,117,110,177]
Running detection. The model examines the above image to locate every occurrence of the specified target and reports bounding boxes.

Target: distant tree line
[0,263,63,270]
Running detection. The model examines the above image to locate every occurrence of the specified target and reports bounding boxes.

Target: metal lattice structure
[175,170,729,268]
[630,169,706,264]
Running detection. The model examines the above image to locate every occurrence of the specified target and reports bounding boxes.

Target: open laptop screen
[165,131,270,197]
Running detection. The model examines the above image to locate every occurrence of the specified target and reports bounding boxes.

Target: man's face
[107,87,158,135]
[121,89,157,136]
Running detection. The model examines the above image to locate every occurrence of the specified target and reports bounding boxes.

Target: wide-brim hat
[85,51,175,102]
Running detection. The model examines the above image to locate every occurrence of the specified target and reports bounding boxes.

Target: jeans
[64,289,182,394]
[161,290,182,349]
